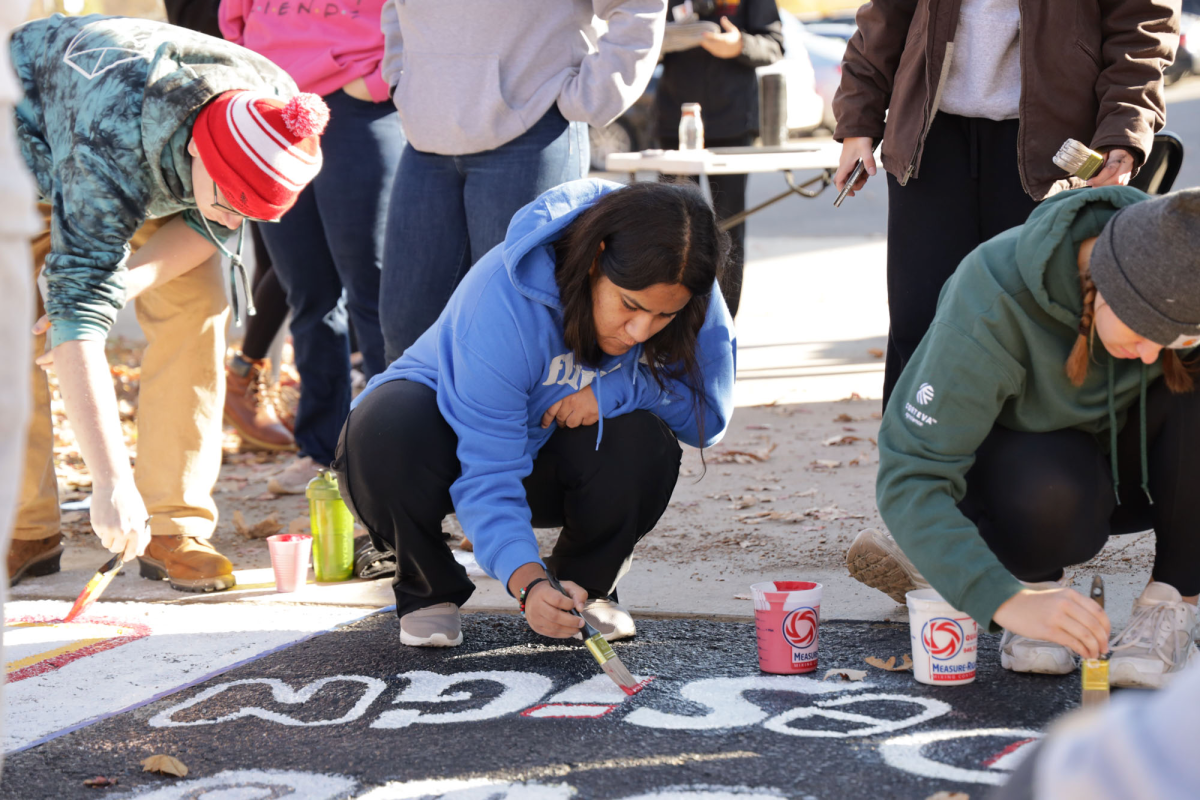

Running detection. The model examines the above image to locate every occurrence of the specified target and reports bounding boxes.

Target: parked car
[588,12,828,169]
[794,11,852,132]
[1170,2,1200,84]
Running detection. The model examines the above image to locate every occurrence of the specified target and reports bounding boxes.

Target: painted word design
[881,728,1044,786]
[149,670,951,741]
[921,618,964,661]
[122,768,357,800]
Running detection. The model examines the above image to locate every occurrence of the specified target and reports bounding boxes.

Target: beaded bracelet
[519,577,548,614]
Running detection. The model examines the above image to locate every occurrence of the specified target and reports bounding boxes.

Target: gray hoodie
[380,0,666,156]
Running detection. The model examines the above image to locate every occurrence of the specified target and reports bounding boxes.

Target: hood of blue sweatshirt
[354,178,736,592]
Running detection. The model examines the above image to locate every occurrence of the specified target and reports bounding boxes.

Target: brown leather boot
[138,535,236,593]
[224,353,296,452]
[7,533,63,586]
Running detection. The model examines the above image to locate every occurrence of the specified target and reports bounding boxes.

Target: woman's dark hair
[554,181,729,434]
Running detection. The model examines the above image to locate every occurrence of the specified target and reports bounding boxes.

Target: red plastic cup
[266,534,312,593]
[751,580,823,674]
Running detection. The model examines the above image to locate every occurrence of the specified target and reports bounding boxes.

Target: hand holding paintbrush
[545,572,643,695]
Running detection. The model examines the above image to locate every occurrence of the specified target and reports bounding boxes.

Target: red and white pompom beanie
[193,90,330,221]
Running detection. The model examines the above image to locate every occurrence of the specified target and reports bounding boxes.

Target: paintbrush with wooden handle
[1081,575,1110,708]
[545,572,643,696]
[60,554,124,624]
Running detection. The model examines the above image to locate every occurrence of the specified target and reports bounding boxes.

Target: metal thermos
[679,103,705,150]
[306,469,355,582]
[758,73,788,147]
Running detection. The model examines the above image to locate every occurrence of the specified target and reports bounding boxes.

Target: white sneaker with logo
[1109,582,1199,689]
[998,579,1077,675]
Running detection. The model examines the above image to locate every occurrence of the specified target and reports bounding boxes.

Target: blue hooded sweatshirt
[354,178,737,591]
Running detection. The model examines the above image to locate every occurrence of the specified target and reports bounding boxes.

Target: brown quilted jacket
[832,0,1180,199]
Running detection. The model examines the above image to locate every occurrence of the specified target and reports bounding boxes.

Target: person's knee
[603,411,682,489]
[1005,475,1108,571]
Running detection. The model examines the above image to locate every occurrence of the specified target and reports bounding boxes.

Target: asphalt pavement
[1,613,1089,800]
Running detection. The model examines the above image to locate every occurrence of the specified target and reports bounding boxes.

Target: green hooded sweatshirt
[876,185,1166,631]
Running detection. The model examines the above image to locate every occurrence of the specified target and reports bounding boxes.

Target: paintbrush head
[1053,139,1105,180]
[583,630,642,694]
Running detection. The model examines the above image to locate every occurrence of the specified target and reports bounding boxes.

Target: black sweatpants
[660,133,753,318]
[961,378,1200,595]
[331,379,684,616]
[884,113,1040,409]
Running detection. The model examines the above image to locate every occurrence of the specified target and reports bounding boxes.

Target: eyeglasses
[212,180,275,224]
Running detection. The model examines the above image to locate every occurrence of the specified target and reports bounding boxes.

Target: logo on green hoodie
[915,383,935,405]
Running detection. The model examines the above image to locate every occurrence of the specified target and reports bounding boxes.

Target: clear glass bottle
[679,103,705,150]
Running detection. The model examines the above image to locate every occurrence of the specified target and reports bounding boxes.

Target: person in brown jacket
[831,0,1180,411]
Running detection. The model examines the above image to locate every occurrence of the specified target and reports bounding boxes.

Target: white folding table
[605,140,844,231]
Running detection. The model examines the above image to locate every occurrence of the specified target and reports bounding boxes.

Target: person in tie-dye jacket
[6,14,326,592]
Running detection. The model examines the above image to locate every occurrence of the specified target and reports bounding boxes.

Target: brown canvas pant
[14,207,228,541]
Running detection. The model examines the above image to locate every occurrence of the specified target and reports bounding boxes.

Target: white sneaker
[845,528,930,604]
[998,579,1077,675]
[267,455,320,495]
[575,597,637,642]
[1109,582,1199,689]
[400,602,463,647]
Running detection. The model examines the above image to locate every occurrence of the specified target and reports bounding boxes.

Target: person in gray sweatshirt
[376,0,668,362]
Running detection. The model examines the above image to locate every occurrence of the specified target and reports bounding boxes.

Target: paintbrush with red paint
[60,554,124,624]
[546,572,644,696]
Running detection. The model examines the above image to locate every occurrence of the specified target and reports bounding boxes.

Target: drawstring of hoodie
[1105,357,1154,506]
[199,214,256,325]
[593,374,605,451]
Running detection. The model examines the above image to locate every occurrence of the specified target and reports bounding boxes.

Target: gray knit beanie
[1089,188,1200,348]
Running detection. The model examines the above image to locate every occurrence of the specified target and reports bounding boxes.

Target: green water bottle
[306,469,355,582]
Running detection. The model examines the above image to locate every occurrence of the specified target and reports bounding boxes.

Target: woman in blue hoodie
[333,179,736,646]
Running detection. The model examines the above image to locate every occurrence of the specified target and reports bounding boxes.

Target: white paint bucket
[267,534,312,593]
[750,581,822,674]
[907,589,977,686]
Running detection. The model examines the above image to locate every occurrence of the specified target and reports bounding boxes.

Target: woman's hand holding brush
[509,563,587,638]
[994,586,1112,659]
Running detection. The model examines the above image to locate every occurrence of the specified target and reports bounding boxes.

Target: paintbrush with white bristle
[1054,138,1106,181]
[545,572,644,696]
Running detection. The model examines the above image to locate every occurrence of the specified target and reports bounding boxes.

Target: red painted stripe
[982,737,1037,768]
[6,617,151,684]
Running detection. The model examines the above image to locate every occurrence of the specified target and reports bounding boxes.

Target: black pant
[884,114,1040,409]
[961,378,1200,595]
[332,379,684,616]
[241,223,290,361]
[660,133,753,317]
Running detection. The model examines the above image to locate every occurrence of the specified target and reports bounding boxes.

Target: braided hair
[1066,260,1195,393]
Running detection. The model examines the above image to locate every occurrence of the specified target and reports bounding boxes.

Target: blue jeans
[259,90,404,465]
[379,106,588,361]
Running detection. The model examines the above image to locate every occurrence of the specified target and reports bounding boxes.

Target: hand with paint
[993,587,1111,659]
[92,475,151,560]
[541,385,599,429]
[509,563,587,638]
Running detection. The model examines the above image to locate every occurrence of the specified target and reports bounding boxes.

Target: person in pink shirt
[221,0,404,494]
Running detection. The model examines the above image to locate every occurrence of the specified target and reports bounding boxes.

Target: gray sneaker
[1109,582,1199,689]
[579,597,637,642]
[846,528,930,604]
[999,579,1077,675]
[399,602,463,647]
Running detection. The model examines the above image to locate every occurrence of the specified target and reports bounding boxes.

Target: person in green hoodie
[6,14,327,591]
[866,185,1200,690]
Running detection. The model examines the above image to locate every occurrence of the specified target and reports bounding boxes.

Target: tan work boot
[138,535,236,593]
[846,527,930,604]
[7,533,63,586]
[224,353,296,452]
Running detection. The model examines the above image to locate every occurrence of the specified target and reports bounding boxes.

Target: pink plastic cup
[266,534,312,593]
[751,580,823,674]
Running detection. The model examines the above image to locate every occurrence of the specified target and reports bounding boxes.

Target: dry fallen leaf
[711,443,777,464]
[867,348,885,358]
[925,793,969,800]
[744,423,772,430]
[458,536,474,552]
[866,654,914,672]
[286,516,309,536]
[233,510,284,540]
[832,413,854,423]
[823,668,867,682]
[811,459,842,469]
[732,593,752,600]
[142,754,189,777]
[823,434,862,447]
[83,776,118,787]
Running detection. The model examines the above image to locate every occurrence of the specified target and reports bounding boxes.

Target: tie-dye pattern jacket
[9,14,296,347]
